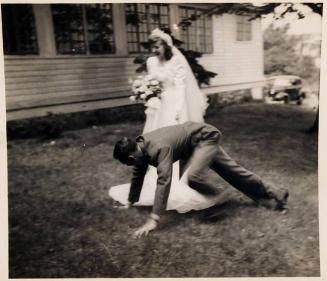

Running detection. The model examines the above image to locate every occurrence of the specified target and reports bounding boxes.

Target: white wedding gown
[109,49,223,213]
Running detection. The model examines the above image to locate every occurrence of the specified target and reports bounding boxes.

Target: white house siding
[5,56,143,120]
[198,15,225,86]
[199,14,266,95]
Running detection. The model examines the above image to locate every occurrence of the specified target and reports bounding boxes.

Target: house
[2,3,266,121]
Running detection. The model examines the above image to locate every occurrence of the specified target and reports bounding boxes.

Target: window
[1,4,38,55]
[51,4,115,55]
[236,16,252,41]
[125,3,170,53]
[179,6,213,53]
[86,4,115,54]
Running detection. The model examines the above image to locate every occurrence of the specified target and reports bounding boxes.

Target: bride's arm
[172,57,187,121]
[146,56,158,79]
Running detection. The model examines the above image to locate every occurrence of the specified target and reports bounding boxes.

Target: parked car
[265,75,306,105]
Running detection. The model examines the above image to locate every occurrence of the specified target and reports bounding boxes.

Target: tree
[263,23,300,75]
[263,24,319,80]
[179,3,323,20]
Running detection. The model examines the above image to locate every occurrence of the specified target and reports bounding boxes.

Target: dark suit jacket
[129,121,221,215]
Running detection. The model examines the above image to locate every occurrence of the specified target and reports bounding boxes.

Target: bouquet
[129,75,162,103]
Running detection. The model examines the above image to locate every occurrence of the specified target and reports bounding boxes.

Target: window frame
[178,5,213,54]
[2,4,39,56]
[125,3,170,54]
[236,15,252,42]
[51,4,116,56]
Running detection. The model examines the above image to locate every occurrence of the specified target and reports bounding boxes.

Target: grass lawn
[7,103,319,278]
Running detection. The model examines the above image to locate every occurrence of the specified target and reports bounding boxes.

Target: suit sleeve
[152,146,174,215]
[128,162,148,204]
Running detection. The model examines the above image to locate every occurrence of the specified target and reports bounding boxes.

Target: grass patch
[7,103,319,277]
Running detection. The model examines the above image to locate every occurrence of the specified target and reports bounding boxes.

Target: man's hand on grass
[133,218,158,238]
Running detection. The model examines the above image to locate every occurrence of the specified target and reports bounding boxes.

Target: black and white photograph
[0,1,326,279]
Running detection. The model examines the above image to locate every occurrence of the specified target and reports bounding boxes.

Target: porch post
[169,4,181,39]
[112,4,128,56]
[33,4,56,57]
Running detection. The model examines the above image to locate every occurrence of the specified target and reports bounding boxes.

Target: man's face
[151,40,165,60]
[124,150,144,166]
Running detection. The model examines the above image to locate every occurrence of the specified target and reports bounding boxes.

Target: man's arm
[128,162,148,205]
[133,146,173,238]
[152,146,173,215]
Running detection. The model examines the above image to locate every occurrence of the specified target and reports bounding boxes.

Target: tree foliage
[178,3,322,29]
[263,24,299,75]
[263,23,319,82]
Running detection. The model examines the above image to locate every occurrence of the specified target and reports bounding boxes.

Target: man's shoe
[256,188,289,211]
[274,188,289,210]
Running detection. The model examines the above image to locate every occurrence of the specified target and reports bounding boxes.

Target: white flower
[133,79,142,88]
[172,24,179,31]
[151,85,160,90]
[130,75,162,102]
[129,95,136,101]
[150,79,159,86]
[144,75,151,81]
[139,86,147,92]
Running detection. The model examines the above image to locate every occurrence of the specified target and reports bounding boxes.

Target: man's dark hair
[113,137,137,164]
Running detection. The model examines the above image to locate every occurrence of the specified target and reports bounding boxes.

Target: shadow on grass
[139,199,260,233]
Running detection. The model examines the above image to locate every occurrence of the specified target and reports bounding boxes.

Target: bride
[109,28,224,213]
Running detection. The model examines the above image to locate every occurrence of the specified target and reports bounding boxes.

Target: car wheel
[283,96,289,104]
[296,99,302,105]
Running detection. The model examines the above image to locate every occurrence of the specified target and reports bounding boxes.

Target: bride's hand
[133,218,158,238]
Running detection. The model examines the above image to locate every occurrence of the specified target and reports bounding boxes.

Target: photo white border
[0,0,325,280]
